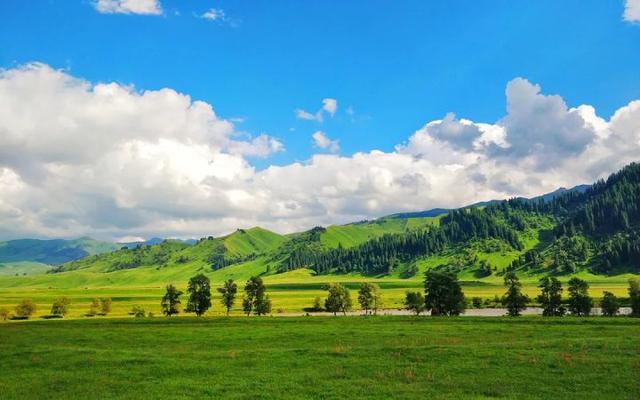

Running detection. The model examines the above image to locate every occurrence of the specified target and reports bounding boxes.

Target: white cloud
[295,98,338,122]
[94,0,162,15]
[201,8,225,21]
[295,109,323,122]
[1,63,639,240]
[624,0,640,22]
[322,98,338,116]
[312,131,340,153]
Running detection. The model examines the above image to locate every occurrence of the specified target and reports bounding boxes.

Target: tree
[88,299,100,315]
[567,277,592,316]
[404,291,425,315]
[100,298,112,315]
[424,271,465,316]
[600,291,619,317]
[185,274,212,316]
[50,297,71,317]
[629,278,640,317]
[217,279,237,316]
[243,276,271,316]
[324,283,352,315]
[0,307,10,321]
[537,277,565,316]
[161,284,183,317]
[502,272,528,317]
[358,283,379,315]
[15,299,36,319]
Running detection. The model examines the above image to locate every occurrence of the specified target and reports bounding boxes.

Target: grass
[0,317,638,399]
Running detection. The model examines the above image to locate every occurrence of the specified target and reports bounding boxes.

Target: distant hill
[387,184,589,220]
[118,237,197,248]
[0,237,119,266]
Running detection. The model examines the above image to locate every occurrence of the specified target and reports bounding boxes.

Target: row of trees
[314,282,384,315]
[159,274,272,317]
[402,271,640,317]
[0,296,114,320]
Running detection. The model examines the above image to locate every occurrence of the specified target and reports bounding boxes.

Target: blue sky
[2,0,639,167]
[1,1,640,239]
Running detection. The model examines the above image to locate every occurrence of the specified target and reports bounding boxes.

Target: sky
[0,0,639,241]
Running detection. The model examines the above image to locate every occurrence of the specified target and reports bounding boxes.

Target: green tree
[404,291,425,315]
[100,298,112,315]
[161,284,183,317]
[567,277,592,316]
[324,283,352,315]
[629,278,640,317]
[600,291,619,317]
[185,274,212,316]
[243,276,271,316]
[537,277,565,316]
[217,279,238,316]
[88,298,100,315]
[502,272,528,317]
[50,297,71,317]
[424,270,465,316]
[358,283,378,315]
[15,299,36,319]
[0,307,11,321]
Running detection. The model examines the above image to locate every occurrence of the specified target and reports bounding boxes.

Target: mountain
[0,237,119,266]
[386,184,589,220]
[529,184,590,202]
[118,237,197,248]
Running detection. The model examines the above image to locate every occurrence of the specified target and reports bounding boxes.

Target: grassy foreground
[1,317,639,399]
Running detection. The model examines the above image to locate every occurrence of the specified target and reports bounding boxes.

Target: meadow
[0,317,638,399]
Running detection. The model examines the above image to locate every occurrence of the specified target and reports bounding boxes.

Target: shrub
[131,305,146,318]
[50,297,71,317]
[0,307,10,321]
[14,299,36,319]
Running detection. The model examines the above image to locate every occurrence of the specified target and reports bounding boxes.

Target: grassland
[0,317,638,399]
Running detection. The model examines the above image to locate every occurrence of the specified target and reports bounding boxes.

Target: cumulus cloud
[624,0,640,22]
[1,63,639,240]
[312,131,340,153]
[94,0,162,15]
[295,98,338,122]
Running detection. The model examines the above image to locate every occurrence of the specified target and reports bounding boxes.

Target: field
[1,317,639,399]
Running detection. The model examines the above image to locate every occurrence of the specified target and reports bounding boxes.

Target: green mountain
[0,237,120,275]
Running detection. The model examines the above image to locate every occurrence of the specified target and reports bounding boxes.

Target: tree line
[403,272,640,318]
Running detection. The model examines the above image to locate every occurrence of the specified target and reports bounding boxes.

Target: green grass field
[1,317,638,399]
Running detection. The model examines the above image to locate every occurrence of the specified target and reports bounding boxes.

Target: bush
[471,297,483,309]
[14,299,36,319]
[50,297,71,317]
[131,305,146,318]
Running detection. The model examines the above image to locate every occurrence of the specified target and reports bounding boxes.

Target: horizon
[1,0,640,241]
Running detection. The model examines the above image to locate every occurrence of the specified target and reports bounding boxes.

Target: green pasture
[0,317,638,399]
